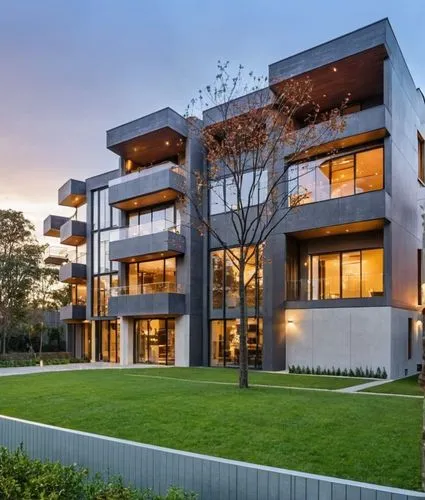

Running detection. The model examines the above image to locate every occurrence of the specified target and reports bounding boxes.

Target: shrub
[0,446,197,499]
[288,365,387,379]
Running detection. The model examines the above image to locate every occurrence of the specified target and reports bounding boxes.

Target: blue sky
[0,0,424,236]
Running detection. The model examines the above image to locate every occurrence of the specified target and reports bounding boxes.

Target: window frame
[308,247,384,300]
[418,132,425,184]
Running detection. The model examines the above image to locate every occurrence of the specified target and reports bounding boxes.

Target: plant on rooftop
[185,62,347,388]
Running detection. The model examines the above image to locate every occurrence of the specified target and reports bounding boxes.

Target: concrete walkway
[336,378,394,393]
[0,362,164,377]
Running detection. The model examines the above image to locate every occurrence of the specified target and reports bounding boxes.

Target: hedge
[0,446,197,499]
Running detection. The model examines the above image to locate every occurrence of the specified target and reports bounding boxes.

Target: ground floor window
[95,320,120,363]
[134,319,175,365]
[82,323,91,360]
[210,317,263,369]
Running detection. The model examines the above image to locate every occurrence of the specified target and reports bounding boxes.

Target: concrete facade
[43,19,424,378]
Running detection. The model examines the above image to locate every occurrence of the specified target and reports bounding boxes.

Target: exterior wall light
[287,320,294,324]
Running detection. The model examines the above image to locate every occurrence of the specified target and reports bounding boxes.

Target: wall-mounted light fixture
[287,320,294,324]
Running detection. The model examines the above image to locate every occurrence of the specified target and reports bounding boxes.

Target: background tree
[186,62,346,388]
[29,266,70,354]
[0,209,44,353]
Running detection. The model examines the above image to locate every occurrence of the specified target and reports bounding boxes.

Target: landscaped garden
[0,367,421,491]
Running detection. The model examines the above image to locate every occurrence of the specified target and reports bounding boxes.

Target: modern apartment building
[43,19,425,379]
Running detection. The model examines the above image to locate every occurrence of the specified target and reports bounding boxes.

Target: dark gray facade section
[1,415,423,500]
[107,107,188,150]
[43,215,68,237]
[59,262,87,283]
[109,231,185,262]
[108,293,185,317]
[60,304,86,322]
[58,179,86,206]
[60,220,87,245]
[108,167,185,206]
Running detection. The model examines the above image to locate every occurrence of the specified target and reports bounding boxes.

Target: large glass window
[309,248,384,300]
[127,258,176,294]
[209,171,268,215]
[210,318,263,368]
[288,147,384,206]
[71,284,87,305]
[134,319,175,365]
[210,247,263,312]
[126,203,179,236]
[96,320,120,363]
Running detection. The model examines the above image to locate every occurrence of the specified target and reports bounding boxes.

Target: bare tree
[185,62,347,388]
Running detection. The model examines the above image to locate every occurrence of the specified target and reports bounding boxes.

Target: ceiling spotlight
[332,67,337,72]
[322,93,327,98]
[133,201,138,206]
[165,141,170,146]
[326,230,331,234]
[133,147,138,152]
[345,229,350,233]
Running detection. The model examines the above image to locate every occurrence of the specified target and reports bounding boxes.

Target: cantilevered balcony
[58,179,86,208]
[109,221,185,262]
[59,253,87,284]
[60,304,86,323]
[60,219,87,246]
[108,162,185,210]
[44,246,68,266]
[43,215,69,237]
[108,282,185,317]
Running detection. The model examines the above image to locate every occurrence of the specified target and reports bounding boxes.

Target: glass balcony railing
[286,274,384,301]
[66,249,87,264]
[110,220,180,242]
[109,282,183,297]
[44,246,68,261]
[109,162,185,186]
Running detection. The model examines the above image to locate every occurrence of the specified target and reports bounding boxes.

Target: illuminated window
[288,147,384,206]
[418,133,425,183]
[127,258,176,294]
[309,248,384,300]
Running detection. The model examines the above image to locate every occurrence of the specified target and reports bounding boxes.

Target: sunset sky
[0,0,424,239]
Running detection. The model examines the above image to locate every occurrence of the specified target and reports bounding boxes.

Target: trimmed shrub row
[0,358,89,368]
[288,365,388,379]
[0,446,197,499]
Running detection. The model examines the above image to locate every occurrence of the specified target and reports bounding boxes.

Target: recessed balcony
[60,304,86,323]
[108,162,185,210]
[109,222,185,262]
[58,179,86,208]
[44,246,68,266]
[43,215,69,237]
[108,282,185,317]
[60,219,87,246]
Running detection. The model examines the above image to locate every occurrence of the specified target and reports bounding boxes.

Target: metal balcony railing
[109,162,185,186]
[286,274,384,301]
[109,220,180,242]
[109,282,183,297]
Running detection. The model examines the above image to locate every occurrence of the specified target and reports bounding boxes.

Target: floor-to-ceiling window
[210,318,263,368]
[309,248,384,299]
[91,188,120,316]
[127,203,180,236]
[209,246,263,368]
[127,257,177,294]
[288,146,384,206]
[95,319,120,362]
[134,319,175,365]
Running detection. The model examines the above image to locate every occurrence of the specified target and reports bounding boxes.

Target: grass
[0,368,421,490]
[362,374,422,396]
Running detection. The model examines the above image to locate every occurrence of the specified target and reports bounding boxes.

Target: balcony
[43,215,69,237]
[59,259,87,284]
[60,304,86,323]
[58,179,86,207]
[109,222,185,262]
[108,282,185,317]
[106,107,187,167]
[60,219,87,246]
[44,246,68,266]
[108,162,185,210]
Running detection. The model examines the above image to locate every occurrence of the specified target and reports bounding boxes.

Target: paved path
[336,378,394,393]
[0,363,164,377]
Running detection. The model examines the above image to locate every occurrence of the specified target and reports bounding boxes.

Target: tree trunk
[39,329,43,357]
[238,259,248,389]
[1,328,6,355]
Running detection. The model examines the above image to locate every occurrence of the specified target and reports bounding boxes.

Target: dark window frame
[408,318,413,360]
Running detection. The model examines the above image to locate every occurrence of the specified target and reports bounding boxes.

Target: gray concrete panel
[59,262,87,283]
[108,293,186,317]
[109,231,185,261]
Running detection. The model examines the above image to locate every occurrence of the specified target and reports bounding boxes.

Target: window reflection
[289,147,383,206]
[210,246,263,311]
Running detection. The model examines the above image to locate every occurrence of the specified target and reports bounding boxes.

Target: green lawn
[0,368,421,490]
[126,367,372,389]
[362,374,422,396]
